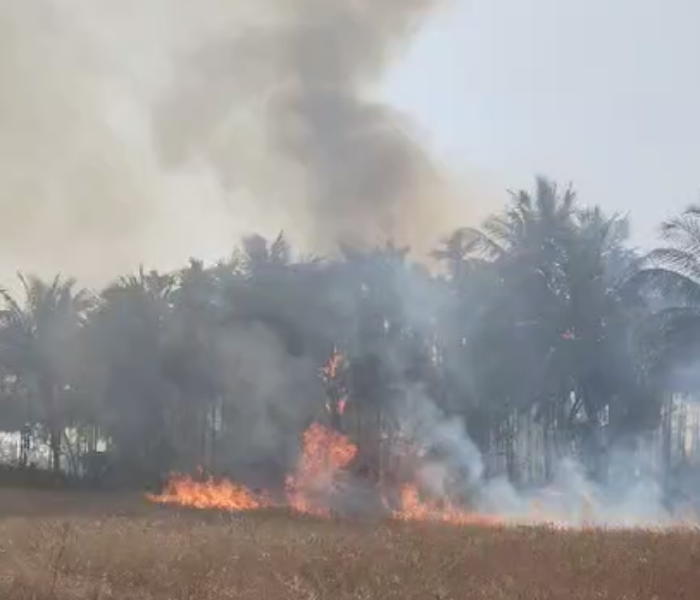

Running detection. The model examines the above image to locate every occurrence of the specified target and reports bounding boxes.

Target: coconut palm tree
[628,204,700,391]
[441,180,651,479]
[460,180,577,410]
[86,267,178,484]
[0,274,93,472]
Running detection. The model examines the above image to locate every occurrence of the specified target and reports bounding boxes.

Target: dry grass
[0,489,696,599]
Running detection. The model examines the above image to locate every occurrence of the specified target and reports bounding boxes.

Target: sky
[383,0,700,247]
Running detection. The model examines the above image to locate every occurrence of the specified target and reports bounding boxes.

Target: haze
[385,0,700,247]
[2,0,698,285]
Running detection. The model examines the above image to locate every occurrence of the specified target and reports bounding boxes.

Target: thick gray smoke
[215,322,325,484]
[154,0,456,252]
[0,0,464,285]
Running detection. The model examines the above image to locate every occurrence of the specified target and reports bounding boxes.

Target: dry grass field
[0,489,697,599]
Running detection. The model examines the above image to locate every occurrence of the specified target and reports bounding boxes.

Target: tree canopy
[0,178,697,491]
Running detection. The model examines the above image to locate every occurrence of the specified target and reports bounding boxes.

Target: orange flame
[392,483,503,527]
[285,422,357,515]
[148,421,507,527]
[321,349,343,381]
[148,422,358,516]
[147,474,269,511]
[322,349,349,417]
[148,349,507,526]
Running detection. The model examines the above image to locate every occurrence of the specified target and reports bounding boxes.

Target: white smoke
[391,383,682,529]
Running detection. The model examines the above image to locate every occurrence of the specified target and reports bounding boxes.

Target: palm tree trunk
[661,394,673,491]
[505,413,518,483]
[49,428,61,472]
[542,399,555,483]
[42,381,62,474]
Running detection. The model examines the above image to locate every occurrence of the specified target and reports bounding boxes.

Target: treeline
[0,177,698,490]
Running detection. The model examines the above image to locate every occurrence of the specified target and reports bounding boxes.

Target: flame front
[147,474,269,511]
[148,420,506,527]
[149,422,358,517]
[392,483,503,527]
[148,350,512,525]
[148,419,699,529]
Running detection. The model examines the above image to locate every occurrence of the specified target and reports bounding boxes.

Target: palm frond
[660,208,700,257]
[624,268,700,305]
[644,247,700,279]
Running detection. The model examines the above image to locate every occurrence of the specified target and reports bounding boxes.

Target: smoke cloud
[348,270,688,530]
[0,0,469,286]
[399,388,678,528]
[215,321,325,482]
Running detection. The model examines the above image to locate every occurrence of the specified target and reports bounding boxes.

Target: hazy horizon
[384,0,700,248]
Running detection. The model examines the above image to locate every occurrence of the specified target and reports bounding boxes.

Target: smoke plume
[357,265,685,529]
[0,0,464,285]
[399,388,677,528]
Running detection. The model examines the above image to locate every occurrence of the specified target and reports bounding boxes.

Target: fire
[148,420,505,527]
[148,428,700,530]
[149,422,358,517]
[322,348,349,416]
[392,483,503,527]
[285,422,358,515]
[321,349,343,381]
[147,474,269,511]
[148,349,505,525]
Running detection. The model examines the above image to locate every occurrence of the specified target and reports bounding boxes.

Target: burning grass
[148,421,504,527]
[0,489,697,599]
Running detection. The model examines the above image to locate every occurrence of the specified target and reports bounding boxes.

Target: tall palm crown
[631,205,700,389]
[0,274,93,470]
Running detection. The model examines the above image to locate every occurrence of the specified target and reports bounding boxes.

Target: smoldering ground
[0,0,478,286]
